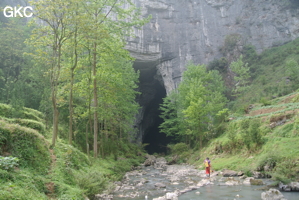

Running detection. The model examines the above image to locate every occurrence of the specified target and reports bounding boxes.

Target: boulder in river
[253,171,265,178]
[94,193,113,200]
[144,155,156,166]
[261,188,287,200]
[154,157,167,168]
[279,181,299,191]
[250,178,264,185]
[225,177,240,186]
[222,169,238,177]
[155,182,166,188]
[243,177,254,185]
[165,192,178,200]
[289,182,299,191]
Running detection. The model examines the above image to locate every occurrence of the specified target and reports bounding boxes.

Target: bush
[222,34,241,53]
[0,156,19,171]
[168,142,189,155]
[260,97,271,106]
[0,104,12,118]
[0,120,50,174]
[74,169,108,199]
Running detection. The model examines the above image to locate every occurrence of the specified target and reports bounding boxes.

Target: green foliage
[0,156,19,171]
[285,58,299,83]
[167,143,191,163]
[159,63,228,149]
[233,38,299,111]
[0,120,50,174]
[168,143,189,155]
[74,169,108,199]
[0,18,35,108]
[207,57,228,73]
[230,55,251,95]
[0,103,11,117]
[159,92,181,139]
[260,97,271,106]
[221,34,241,53]
[224,118,264,152]
[177,63,227,148]
[0,103,44,122]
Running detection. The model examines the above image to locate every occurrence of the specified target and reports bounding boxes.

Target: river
[111,163,298,200]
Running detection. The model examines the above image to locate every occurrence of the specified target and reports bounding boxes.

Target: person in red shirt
[204,157,211,178]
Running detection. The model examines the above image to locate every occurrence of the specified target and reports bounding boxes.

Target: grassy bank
[0,104,145,199]
[189,91,299,183]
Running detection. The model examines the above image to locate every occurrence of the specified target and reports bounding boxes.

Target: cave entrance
[133,61,171,154]
[142,80,168,154]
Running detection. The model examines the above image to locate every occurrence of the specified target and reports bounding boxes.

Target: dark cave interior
[133,60,172,154]
[142,80,170,154]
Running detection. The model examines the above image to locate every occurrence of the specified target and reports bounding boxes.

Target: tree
[230,55,251,96]
[159,91,181,139]
[28,0,82,147]
[28,0,148,152]
[179,64,227,149]
[159,63,227,149]
[285,58,299,91]
[74,0,148,157]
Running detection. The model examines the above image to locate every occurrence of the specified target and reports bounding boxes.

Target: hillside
[0,104,145,199]
[189,91,299,183]
[232,37,299,110]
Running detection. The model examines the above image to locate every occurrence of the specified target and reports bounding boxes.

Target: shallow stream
[112,165,298,200]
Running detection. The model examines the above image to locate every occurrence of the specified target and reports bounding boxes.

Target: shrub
[0,120,50,174]
[74,169,108,199]
[0,104,12,117]
[222,34,241,53]
[0,156,19,171]
[260,97,271,106]
[168,142,189,155]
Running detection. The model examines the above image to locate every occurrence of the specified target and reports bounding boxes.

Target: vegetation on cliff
[162,38,299,183]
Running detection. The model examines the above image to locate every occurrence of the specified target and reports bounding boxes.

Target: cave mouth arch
[133,60,172,155]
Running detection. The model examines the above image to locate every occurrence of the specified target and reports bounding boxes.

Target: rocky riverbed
[96,156,299,200]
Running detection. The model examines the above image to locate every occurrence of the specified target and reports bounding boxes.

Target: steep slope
[189,92,299,183]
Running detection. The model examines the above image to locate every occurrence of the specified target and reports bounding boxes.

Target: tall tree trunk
[51,89,59,146]
[69,72,74,145]
[51,44,61,147]
[68,28,78,145]
[93,42,98,158]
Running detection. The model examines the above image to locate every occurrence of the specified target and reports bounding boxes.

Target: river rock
[155,182,166,188]
[253,171,265,178]
[237,171,244,176]
[222,169,238,177]
[154,157,167,168]
[250,179,264,185]
[279,181,299,191]
[144,155,156,166]
[261,188,287,200]
[279,182,291,192]
[243,177,254,185]
[165,192,178,200]
[168,176,180,182]
[197,178,211,187]
[289,182,299,191]
[94,193,113,200]
[225,177,240,186]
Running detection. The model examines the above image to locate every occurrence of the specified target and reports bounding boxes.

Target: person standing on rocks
[204,157,211,178]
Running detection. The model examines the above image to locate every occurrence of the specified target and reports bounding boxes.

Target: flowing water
[112,165,299,200]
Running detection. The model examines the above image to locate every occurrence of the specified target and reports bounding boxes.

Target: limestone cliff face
[128,0,299,142]
[127,0,299,94]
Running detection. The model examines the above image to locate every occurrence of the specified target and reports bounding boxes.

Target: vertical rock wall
[127,0,299,93]
[127,0,299,143]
